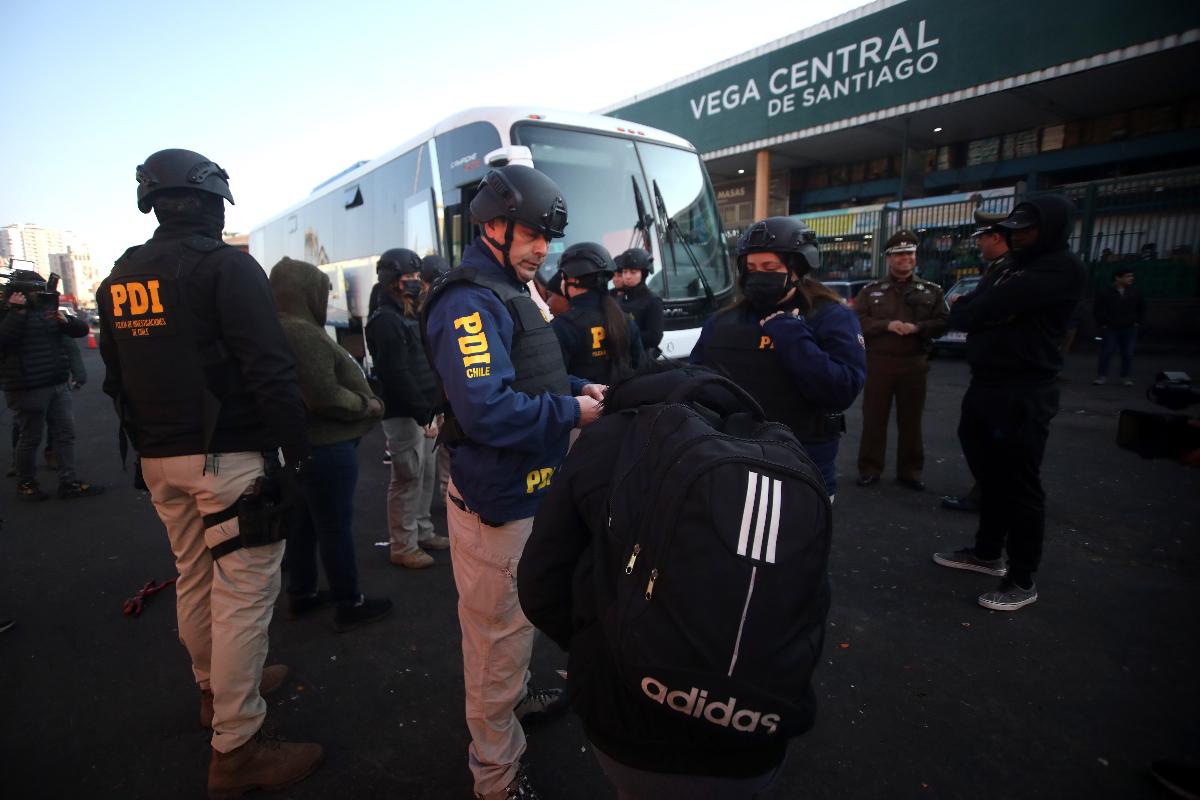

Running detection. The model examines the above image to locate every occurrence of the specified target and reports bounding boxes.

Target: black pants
[957,380,1059,583]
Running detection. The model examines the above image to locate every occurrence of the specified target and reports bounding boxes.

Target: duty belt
[448,493,503,528]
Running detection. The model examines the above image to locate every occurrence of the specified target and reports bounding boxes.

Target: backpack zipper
[644,568,658,600]
[624,544,640,574]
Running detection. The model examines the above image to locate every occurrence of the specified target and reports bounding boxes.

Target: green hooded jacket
[269,257,379,446]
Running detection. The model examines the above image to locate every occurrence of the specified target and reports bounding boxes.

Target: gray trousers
[382,417,436,556]
[6,383,75,485]
[594,748,782,800]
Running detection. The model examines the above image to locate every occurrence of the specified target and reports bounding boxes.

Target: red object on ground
[87,330,98,349]
[122,577,178,617]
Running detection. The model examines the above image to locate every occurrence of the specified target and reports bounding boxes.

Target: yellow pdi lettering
[110,280,165,317]
[759,335,774,350]
[455,311,491,367]
[591,326,606,352]
[526,466,555,494]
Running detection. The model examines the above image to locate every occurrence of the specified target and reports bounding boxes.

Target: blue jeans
[1097,326,1137,379]
[5,384,76,485]
[286,439,361,607]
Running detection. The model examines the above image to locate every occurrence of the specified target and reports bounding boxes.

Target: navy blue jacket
[551,290,645,384]
[425,241,585,523]
[692,301,866,413]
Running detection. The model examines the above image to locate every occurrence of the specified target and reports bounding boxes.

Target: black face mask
[742,272,792,313]
[401,279,422,298]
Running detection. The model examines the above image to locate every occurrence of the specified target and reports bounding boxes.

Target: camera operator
[0,270,103,501]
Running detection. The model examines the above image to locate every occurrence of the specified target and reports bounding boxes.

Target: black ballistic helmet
[420,254,450,284]
[736,217,819,276]
[558,242,616,281]
[377,248,422,280]
[614,247,654,275]
[136,148,234,213]
[469,165,568,239]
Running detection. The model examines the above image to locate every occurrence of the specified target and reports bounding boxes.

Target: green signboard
[608,0,1200,154]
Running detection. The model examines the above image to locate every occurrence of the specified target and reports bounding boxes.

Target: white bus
[249,106,734,360]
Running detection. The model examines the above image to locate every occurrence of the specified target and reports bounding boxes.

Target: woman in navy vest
[691,217,866,498]
[551,242,644,387]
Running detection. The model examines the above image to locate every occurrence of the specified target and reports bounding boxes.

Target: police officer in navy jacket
[691,216,866,497]
[422,164,604,800]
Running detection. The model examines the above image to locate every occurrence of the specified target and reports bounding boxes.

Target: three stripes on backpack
[737,471,782,564]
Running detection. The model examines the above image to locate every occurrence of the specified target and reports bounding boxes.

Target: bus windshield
[513,124,731,302]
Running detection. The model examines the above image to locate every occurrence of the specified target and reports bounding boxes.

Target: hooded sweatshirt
[947,194,1087,383]
[270,257,379,446]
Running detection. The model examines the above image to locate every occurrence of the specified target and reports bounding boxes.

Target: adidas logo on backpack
[600,371,832,742]
[640,675,781,734]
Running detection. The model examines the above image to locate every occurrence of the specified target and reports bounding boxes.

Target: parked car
[930,275,981,356]
[824,279,872,308]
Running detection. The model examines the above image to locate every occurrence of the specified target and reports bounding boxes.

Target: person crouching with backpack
[691,217,866,498]
[520,364,834,799]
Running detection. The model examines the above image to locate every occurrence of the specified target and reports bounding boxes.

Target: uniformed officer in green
[855,229,948,490]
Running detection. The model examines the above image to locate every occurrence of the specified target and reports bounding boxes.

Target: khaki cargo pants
[142,452,284,753]
[446,478,534,797]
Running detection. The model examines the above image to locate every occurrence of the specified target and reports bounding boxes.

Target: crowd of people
[0,145,1102,799]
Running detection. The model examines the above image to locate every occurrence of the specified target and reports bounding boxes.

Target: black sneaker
[334,595,393,633]
[288,589,333,619]
[978,579,1037,611]
[932,547,1007,577]
[476,765,540,800]
[514,686,565,725]
[58,481,104,499]
[17,481,49,502]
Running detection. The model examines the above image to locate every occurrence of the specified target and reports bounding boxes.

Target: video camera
[0,260,61,311]
[1117,372,1200,460]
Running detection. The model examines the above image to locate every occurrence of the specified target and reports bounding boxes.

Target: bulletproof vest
[421,265,570,442]
[557,304,612,385]
[702,301,844,442]
[617,283,651,319]
[101,236,234,452]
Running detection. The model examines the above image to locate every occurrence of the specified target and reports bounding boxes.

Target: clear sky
[2,0,868,272]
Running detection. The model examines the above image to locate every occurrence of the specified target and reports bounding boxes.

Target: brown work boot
[207,730,322,799]
[200,665,291,729]
[390,550,434,569]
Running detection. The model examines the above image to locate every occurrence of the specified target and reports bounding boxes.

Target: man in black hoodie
[932,195,1086,612]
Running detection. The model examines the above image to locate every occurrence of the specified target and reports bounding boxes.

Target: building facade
[604,0,1200,289]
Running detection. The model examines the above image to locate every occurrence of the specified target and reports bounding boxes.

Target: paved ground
[1,346,1198,800]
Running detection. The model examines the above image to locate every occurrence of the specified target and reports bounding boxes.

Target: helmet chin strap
[483,220,518,276]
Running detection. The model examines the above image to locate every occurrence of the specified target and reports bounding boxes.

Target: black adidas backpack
[599,370,832,743]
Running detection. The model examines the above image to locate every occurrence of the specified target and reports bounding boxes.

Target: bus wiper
[630,176,654,252]
[653,179,715,310]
